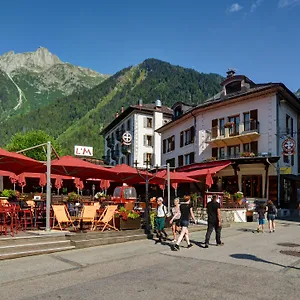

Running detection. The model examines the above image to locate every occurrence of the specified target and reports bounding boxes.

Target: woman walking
[266,200,277,233]
[171,198,181,242]
[170,195,196,251]
[256,203,267,233]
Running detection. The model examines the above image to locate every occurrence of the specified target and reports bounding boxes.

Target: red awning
[187,162,231,178]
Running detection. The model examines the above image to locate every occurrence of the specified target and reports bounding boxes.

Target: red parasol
[100,179,110,191]
[74,178,84,190]
[50,156,114,180]
[0,148,44,174]
[55,176,63,189]
[171,182,179,190]
[205,170,214,188]
[17,173,26,193]
[39,173,47,187]
[156,170,198,184]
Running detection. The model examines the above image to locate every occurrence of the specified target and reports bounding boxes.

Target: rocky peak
[0,47,62,73]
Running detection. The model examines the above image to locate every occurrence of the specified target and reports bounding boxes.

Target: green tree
[6,130,62,161]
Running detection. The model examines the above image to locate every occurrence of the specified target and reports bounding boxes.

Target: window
[185,126,195,145]
[163,139,166,154]
[212,148,218,159]
[166,158,175,168]
[244,112,250,131]
[184,152,195,165]
[226,81,241,94]
[228,115,240,136]
[283,154,289,164]
[286,115,290,135]
[144,135,153,147]
[219,119,225,136]
[243,141,258,154]
[144,117,153,128]
[166,135,175,152]
[144,153,153,165]
[180,131,184,147]
[228,145,240,158]
[212,119,218,138]
[242,175,262,198]
[219,147,225,159]
[127,119,131,131]
[178,155,184,167]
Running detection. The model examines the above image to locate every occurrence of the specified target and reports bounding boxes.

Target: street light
[134,159,158,238]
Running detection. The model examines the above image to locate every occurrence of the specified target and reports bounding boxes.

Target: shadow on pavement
[230,253,300,270]
[190,240,206,248]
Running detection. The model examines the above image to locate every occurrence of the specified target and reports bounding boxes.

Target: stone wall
[194,208,235,223]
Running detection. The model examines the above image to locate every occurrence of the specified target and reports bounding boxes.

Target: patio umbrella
[159,184,165,197]
[100,179,110,194]
[17,173,26,194]
[156,170,198,184]
[205,170,214,189]
[39,173,47,193]
[54,175,63,195]
[0,147,44,174]
[9,172,18,191]
[50,156,114,180]
[74,178,84,194]
[171,182,179,197]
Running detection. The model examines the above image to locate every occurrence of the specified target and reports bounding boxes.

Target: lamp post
[134,159,158,238]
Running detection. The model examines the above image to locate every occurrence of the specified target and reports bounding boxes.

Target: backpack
[269,204,277,215]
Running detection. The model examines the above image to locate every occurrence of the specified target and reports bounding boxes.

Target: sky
[0,0,300,91]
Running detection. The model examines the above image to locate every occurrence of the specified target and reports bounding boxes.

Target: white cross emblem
[284,140,294,150]
[122,131,132,145]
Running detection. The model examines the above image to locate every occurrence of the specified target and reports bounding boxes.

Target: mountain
[0,47,108,119]
[0,59,224,157]
[296,89,300,97]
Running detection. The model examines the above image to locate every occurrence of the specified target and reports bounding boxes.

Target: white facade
[103,104,172,168]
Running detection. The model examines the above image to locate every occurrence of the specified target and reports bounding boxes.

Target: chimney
[155,98,162,108]
[226,69,236,78]
[138,99,143,107]
[115,112,119,118]
[121,106,124,113]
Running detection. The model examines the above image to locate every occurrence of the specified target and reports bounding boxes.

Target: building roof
[156,79,300,133]
[100,103,173,135]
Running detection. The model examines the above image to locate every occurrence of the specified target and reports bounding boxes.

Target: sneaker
[256,228,260,233]
[269,231,272,233]
[217,242,224,246]
[187,244,193,249]
[172,239,176,243]
[204,244,209,248]
[273,229,275,232]
[172,244,180,251]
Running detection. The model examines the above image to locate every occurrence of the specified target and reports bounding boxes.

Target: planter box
[115,217,141,230]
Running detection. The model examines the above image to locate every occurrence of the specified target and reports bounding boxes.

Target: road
[1,221,300,300]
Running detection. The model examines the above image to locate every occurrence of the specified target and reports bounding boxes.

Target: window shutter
[212,119,218,128]
[250,141,258,154]
[191,126,195,143]
[212,148,218,158]
[250,109,258,130]
[163,139,166,154]
[144,117,147,128]
[180,131,184,147]
[291,117,294,137]
[143,153,146,164]
[190,152,195,164]
[144,135,147,146]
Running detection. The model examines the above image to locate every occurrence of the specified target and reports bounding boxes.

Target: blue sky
[0,0,300,91]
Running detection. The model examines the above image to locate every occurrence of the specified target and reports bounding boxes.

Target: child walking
[257,203,266,233]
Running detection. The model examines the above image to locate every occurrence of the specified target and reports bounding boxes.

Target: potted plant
[115,207,141,230]
[234,191,244,205]
[240,152,256,158]
[67,192,81,203]
[224,122,234,128]
[95,191,106,202]
[1,189,18,201]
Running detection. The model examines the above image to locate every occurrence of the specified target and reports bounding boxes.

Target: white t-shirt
[157,204,167,217]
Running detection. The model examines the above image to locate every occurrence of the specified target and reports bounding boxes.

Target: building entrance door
[242,175,262,198]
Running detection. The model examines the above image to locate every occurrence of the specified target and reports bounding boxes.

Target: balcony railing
[204,152,273,162]
[106,138,115,149]
[111,150,120,161]
[210,120,260,140]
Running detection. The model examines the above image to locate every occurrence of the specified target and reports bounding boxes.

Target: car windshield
[123,187,137,199]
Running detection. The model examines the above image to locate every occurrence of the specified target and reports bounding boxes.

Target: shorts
[267,214,276,221]
[180,219,190,228]
[258,218,266,225]
[156,217,165,231]
[172,219,180,226]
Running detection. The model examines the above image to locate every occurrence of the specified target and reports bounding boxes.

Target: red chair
[21,208,33,230]
[0,206,14,236]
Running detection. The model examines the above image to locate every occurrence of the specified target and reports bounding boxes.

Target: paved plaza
[1,221,300,299]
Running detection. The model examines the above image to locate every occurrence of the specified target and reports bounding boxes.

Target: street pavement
[1,221,300,300]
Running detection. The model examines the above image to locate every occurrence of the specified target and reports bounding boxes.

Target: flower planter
[115,217,141,230]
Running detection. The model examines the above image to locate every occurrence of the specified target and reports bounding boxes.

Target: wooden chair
[93,202,100,210]
[93,205,118,232]
[80,205,97,230]
[52,204,76,231]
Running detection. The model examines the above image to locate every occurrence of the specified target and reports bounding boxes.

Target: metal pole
[46,141,51,232]
[276,96,281,207]
[145,171,150,234]
[167,163,171,214]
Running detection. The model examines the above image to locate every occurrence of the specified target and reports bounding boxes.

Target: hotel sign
[282,138,296,156]
[74,145,93,157]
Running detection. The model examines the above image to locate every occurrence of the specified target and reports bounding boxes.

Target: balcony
[203,152,276,163]
[111,150,120,161]
[208,120,260,147]
[106,137,115,149]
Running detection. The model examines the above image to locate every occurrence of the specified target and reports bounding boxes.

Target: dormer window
[226,81,242,95]
[174,106,183,119]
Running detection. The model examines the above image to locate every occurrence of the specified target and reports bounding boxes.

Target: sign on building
[74,145,93,157]
[282,138,296,156]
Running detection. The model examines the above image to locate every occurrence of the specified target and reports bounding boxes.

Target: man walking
[205,195,223,248]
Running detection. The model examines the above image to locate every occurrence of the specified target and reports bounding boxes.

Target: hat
[157,197,163,202]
